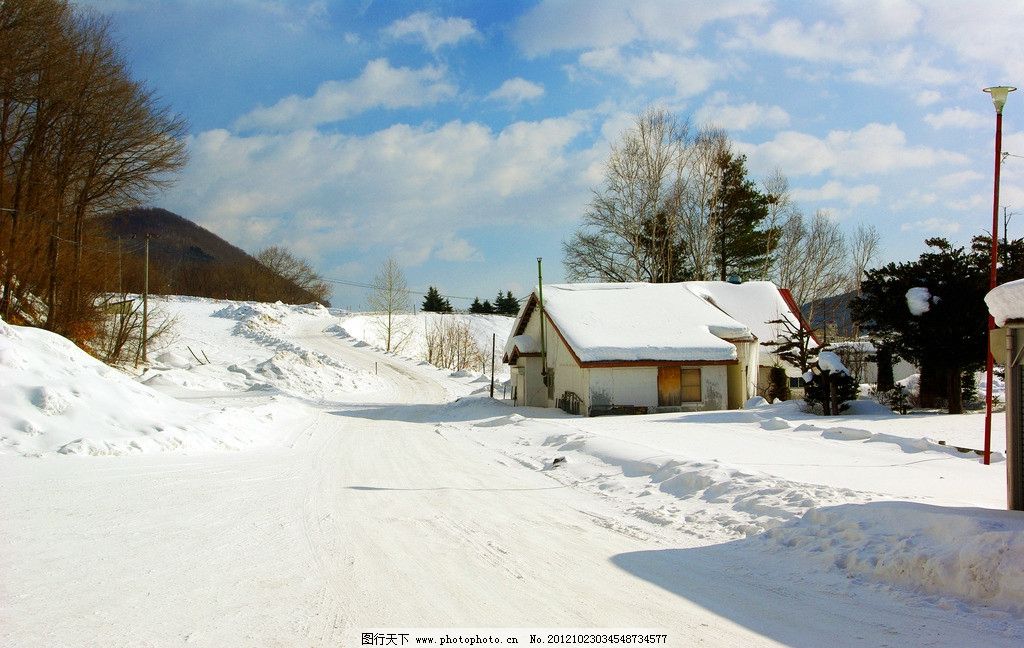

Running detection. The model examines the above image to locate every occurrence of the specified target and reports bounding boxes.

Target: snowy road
[2,314,1021,647]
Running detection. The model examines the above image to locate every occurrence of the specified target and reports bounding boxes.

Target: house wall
[589,364,730,413]
[515,356,548,407]
[510,299,745,414]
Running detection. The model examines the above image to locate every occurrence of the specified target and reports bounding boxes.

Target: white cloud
[435,236,483,262]
[921,2,1024,86]
[739,123,967,178]
[695,93,790,131]
[935,170,984,189]
[916,90,943,107]
[791,180,880,206]
[486,78,545,105]
[514,0,769,57]
[234,59,456,131]
[384,12,478,52]
[924,108,990,130]
[728,3,956,89]
[900,217,961,235]
[165,116,591,265]
[578,48,719,98]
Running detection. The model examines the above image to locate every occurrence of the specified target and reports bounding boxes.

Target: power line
[322,276,473,301]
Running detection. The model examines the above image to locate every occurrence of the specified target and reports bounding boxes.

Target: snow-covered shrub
[872,384,910,415]
[765,365,790,402]
[803,351,858,415]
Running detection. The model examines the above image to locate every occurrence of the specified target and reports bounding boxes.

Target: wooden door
[658,366,681,406]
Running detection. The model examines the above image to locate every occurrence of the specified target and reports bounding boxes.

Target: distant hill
[96,207,328,305]
[802,290,857,339]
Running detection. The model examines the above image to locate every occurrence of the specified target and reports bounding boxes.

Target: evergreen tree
[497,290,520,316]
[804,364,859,415]
[851,238,988,414]
[481,299,495,314]
[637,211,688,282]
[469,297,484,313]
[712,151,778,280]
[762,317,817,373]
[422,286,452,313]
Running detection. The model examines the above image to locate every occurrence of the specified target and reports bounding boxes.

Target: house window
[658,367,702,405]
[681,368,701,402]
[789,376,805,389]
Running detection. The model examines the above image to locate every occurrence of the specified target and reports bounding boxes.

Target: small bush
[765,365,791,402]
[804,369,859,415]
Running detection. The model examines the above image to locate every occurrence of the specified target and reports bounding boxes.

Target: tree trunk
[875,347,894,391]
[918,364,946,409]
[947,369,963,415]
[44,213,59,330]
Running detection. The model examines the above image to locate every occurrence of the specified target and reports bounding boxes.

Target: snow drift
[0,317,300,456]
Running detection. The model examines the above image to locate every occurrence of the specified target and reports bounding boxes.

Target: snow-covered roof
[503,334,538,361]
[986,279,1024,327]
[533,282,753,363]
[684,281,817,355]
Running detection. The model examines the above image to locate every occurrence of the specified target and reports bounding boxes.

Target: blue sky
[84,0,1024,308]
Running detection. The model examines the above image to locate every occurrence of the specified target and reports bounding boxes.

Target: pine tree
[851,237,989,414]
[469,297,484,314]
[422,286,451,313]
[497,290,520,316]
[481,299,495,314]
[712,151,778,281]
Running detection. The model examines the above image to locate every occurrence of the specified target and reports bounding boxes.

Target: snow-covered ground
[1,296,1021,647]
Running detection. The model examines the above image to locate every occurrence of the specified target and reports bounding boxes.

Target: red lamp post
[983,85,1016,466]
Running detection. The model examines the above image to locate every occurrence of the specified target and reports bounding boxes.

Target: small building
[503,282,760,415]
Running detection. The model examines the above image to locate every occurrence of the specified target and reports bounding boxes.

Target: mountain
[802,290,857,339]
[96,207,328,305]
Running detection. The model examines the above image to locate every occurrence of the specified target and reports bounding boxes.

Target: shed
[503,282,760,415]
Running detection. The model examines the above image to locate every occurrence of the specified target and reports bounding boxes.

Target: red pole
[985,109,1004,465]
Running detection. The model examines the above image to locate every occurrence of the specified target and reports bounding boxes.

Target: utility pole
[490,333,496,398]
[141,234,150,363]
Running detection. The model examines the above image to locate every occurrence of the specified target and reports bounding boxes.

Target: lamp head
[984,86,1017,114]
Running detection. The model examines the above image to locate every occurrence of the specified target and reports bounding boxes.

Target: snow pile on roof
[906,286,934,316]
[826,339,875,353]
[685,281,813,352]
[541,283,752,362]
[762,502,1024,615]
[986,278,1024,326]
[504,333,537,359]
[816,350,849,374]
[0,317,293,457]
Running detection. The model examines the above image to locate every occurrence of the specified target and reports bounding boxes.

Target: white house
[503,282,761,415]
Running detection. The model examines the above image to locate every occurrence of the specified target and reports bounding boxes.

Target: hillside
[97,207,328,304]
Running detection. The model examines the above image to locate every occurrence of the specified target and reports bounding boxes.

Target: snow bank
[0,317,295,457]
[763,502,1024,614]
[337,311,514,378]
[204,300,386,399]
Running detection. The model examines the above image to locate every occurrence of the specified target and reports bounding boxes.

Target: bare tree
[848,222,880,294]
[676,127,729,280]
[0,0,187,339]
[773,210,847,326]
[563,107,691,282]
[256,246,330,304]
[759,168,797,281]
[368,256,410,353]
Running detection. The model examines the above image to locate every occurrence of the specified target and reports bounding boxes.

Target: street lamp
[983,85,1016,466]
